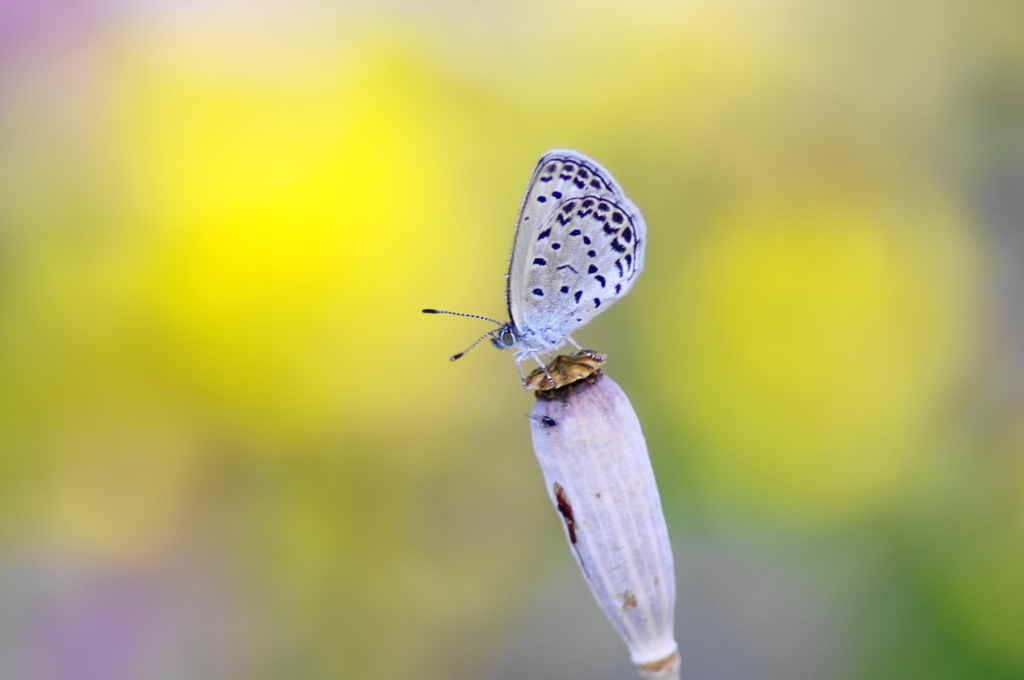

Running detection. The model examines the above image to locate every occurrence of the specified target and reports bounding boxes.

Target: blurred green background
[2,1,1023,678]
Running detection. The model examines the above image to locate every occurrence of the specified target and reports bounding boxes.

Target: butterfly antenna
[422,309,503,325]
[422,309,505,361]
[450,330,499,361]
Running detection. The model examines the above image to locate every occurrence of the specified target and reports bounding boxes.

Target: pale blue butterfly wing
[501,149,646,359]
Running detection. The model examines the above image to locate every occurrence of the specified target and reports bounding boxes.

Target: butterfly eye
[489,325,518,351]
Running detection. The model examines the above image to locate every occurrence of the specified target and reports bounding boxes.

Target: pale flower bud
[527,353,680,680]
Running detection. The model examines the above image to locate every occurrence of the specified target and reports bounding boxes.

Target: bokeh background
[2,0,1023,678]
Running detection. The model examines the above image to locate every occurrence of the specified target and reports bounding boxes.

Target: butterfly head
[489,324,518,352]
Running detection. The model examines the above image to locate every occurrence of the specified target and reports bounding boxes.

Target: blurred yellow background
[1,1,1022,678]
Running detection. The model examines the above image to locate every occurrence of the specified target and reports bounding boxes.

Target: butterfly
[424,149,646,384]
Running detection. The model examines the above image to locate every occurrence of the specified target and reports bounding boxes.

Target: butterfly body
[497,149,646,367]
[425,149,646,384]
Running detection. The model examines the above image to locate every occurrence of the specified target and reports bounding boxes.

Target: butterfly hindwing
[517,196,643,332]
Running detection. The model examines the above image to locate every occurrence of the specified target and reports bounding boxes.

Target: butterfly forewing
[506,150,646,352]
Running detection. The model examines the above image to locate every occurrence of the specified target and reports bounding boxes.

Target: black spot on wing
[614,260,624,277]
[625,253,633,269]
[532,288,544,296]
[587,250,596,257]
[603,223,619,235]
[595,275,606,287]
[533,258,546,266]
[615,283,622,294]
[587,264,598,274]
[569,229,581,236]
[574,290,583,303]
[593,298,601,308]
[610,239,626,253]
[560,285,569,293]
[537,195,547,203]
[551,243,561,250]
[622,227,632,242]
[537,228,551,241]
[552,191,562,199]
[612,211,624,224]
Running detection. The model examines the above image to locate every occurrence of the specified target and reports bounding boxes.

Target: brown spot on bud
[553,482,578,545]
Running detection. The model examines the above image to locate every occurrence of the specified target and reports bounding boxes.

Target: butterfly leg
[514,350,556,388]
[532,353,557,389]
[565,335,601,359]
[512,356,528,385]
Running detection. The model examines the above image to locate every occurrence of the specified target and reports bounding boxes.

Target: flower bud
[527,355,679,679]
